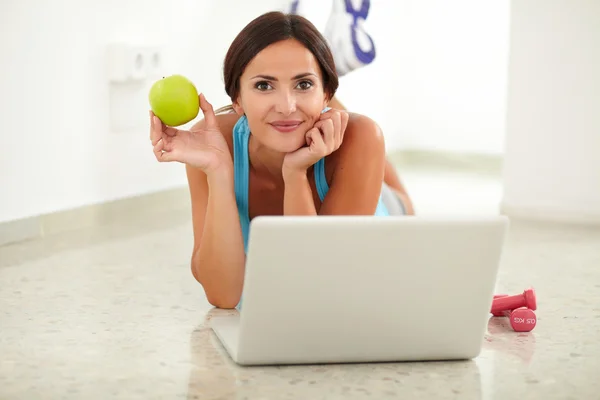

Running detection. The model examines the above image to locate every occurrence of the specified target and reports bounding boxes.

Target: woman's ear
[323,92,332,109]
[232,98,244,115]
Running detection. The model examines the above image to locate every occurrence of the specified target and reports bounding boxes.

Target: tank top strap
[313,106,332,202]
[314,158,329,202]
[232,115,251,253]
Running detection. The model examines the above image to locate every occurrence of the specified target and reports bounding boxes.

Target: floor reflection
[184,309,484,399]
[484,316,537,364]
[185,308,241,400]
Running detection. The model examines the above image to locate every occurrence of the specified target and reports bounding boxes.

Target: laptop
[210,215,509,366]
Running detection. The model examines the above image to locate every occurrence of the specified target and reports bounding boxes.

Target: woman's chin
[269,136,307,154]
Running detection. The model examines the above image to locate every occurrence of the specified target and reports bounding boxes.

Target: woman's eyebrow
[250,72,317,81]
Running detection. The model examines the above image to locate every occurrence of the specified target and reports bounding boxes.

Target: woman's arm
[318,114,387,215]
[384,160,415,215]
[186,118,246,309]
[282,169,318,216]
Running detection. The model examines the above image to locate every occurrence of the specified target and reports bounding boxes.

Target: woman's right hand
[150,94,232,174]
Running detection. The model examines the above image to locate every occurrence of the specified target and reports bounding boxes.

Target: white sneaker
[324,0,376,77]
[288,0,300,14]
[281,0,306,16]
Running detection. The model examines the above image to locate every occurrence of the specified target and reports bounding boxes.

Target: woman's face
[234,39,329,153]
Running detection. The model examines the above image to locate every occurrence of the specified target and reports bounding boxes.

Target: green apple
[148,74,199,127]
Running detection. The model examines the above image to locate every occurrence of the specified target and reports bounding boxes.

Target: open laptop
[210,215,509,366]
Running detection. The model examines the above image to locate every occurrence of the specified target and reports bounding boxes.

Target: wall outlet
[144,46,163,79]
[106,43,164,83]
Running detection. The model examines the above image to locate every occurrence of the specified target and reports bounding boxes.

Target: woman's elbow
[197,274,241,308]
[190,251,242,309]
[206,292,240,309]
[198,274,240,308]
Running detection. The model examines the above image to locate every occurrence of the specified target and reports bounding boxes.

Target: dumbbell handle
[491,288,537,314]
[492,294,508,316]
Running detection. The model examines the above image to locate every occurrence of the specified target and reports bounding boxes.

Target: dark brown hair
[217,11,338,113]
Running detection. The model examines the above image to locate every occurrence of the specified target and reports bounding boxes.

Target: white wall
[335,0,510,154]
[0,0,282,224]
[501,0,600,223]
[0,0,509,224]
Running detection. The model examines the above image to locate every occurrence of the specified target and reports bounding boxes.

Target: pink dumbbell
[491,288,537,315]
[491,293,537,332]
[492,294,510,316]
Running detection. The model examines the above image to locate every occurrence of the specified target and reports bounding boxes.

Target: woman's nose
[275,91,297,115]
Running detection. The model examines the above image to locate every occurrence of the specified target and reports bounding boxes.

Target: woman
[149,11,414,309]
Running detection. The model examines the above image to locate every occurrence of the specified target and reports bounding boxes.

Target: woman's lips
[269,120,303,133]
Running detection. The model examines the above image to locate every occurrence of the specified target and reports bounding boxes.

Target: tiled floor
[1,166,599,399]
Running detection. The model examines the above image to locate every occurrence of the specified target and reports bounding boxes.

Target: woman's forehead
[242,39,321,80]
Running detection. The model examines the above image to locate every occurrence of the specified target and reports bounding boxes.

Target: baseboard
[0,150,504,247]
[0,187,191,247]
[388,149,503,177]
[0,216,42,247]
[500,202,600,226]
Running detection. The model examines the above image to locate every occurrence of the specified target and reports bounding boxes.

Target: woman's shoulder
[337,111,386,157]
[345,111,384,139]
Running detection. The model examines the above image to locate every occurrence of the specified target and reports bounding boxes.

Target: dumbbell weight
[504,307,537,332]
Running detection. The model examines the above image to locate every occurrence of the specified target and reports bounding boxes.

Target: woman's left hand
[282,108,349,175]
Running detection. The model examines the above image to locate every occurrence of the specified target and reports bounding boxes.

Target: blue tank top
[232,113,390,253]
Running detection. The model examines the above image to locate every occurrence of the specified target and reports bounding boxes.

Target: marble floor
[1,166,599,399]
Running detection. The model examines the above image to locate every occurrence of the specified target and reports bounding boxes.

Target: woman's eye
[255,81,272,91]
[297,80,313,90]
